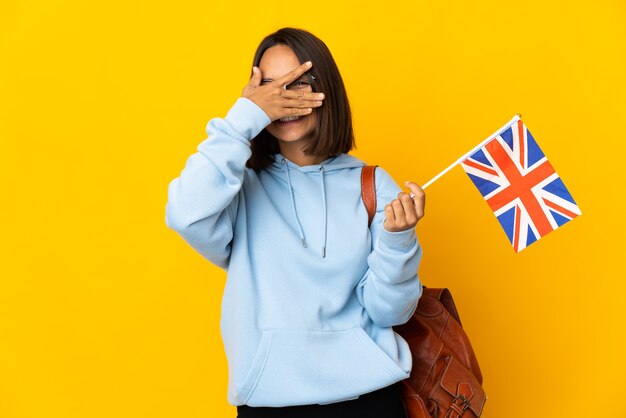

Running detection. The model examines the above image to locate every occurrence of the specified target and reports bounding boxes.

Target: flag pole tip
[516,113,522,118]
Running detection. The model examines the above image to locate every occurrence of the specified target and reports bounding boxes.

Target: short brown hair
[246,28,355,170]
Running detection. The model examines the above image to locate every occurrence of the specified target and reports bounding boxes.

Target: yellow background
[1,0,625,417]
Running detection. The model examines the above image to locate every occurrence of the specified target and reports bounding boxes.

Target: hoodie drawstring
[281,157,328,258]
[320,166,327,258]
[282,158,307,248]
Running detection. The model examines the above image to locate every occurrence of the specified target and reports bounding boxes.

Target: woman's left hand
[383,181,426,232]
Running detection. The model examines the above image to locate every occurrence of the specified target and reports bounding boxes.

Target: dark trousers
[236,382,407,418]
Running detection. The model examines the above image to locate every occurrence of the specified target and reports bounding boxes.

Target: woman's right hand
[241,61,325,122]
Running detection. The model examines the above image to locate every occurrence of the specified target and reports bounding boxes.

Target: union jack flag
[461,118,581,252]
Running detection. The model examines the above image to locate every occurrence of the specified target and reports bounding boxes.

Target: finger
[282,90,325,101]
[391,199,406,225]
[404,181,426,219]
[274,61,313,87]
[280,97,324,109]
[397,192,418,225]
[384,204,396,226]
[248,66,262,88]
[284,107,314,117]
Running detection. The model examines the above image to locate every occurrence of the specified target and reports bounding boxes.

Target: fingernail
[252,67,257,73]
[404,181,410,185]
[305,61,312,67]
[318,93,325,98]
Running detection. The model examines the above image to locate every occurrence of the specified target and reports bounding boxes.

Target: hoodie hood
[267,153,366,258]
[268,152,366,173]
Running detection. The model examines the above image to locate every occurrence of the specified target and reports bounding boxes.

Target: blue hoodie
[165,97,423,407]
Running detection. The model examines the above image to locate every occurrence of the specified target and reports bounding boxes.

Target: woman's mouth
[277,116,302,124]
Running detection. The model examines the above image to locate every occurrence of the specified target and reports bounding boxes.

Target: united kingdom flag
[461,119,581,252]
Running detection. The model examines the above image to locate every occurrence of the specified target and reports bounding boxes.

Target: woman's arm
[165,97,270,268]
[165,62,325,268]
[356,168,425,328]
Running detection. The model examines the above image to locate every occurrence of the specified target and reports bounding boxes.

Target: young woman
[166,27,425,418]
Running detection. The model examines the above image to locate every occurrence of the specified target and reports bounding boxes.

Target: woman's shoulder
[370,165,402,201]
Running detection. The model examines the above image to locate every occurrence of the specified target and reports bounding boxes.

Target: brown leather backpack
[361,165,487,418]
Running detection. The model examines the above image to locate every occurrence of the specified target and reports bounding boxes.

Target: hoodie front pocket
[239,326,409,407]
[234,331,273,404]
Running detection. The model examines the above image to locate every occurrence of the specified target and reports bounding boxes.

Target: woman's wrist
[224,97,272,141]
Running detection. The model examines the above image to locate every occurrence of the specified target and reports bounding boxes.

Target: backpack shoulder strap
[361,165,378,227]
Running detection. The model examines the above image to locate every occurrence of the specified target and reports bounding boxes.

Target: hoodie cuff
[224,97,272,141]
[379,223,418,250]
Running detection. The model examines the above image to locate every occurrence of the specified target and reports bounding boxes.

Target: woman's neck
[278,142,327,167]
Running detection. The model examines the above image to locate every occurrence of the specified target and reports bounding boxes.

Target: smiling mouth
[278,116,302,123]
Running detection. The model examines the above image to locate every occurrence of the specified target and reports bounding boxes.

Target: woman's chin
[275,133,307,142]
[268,127,314,144]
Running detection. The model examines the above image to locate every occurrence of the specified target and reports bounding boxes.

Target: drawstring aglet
[301,238,308,248]
[322,246,326,258]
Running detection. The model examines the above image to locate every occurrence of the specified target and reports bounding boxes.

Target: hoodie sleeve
[165,97,271,268]
[355,167,423,328]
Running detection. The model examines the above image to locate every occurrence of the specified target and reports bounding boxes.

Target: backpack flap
[438,355,487,417]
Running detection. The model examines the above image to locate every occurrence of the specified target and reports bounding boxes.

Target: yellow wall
[1,1,624,417]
